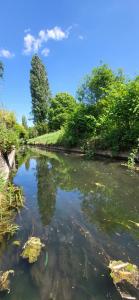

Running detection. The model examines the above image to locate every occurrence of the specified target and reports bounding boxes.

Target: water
[0,148,139,300]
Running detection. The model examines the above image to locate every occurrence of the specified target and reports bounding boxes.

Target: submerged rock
[12,240,21,246]
[21,237,45,263]
[109,260,139,299]
[0,270,14,293]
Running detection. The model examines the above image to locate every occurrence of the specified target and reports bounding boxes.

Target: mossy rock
[21,237,45,263]
[12,240,21,246]
[0,270,14,293]
[109,260,139,299]
[109,260,139,287]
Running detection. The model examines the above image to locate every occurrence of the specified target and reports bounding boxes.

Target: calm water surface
[0,148,139,300]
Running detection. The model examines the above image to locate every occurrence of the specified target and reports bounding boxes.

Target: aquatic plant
[0,180,24,240]
[0,270,14,293]
[21,237,45,263]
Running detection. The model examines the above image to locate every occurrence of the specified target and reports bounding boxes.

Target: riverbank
[28,142,139,162]
[0,149,16,180]
[0,149,24,241]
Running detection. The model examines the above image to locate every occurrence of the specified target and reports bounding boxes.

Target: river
[0,148,139,300]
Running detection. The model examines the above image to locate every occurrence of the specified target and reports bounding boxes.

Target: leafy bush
[63,104,97,146]
[48,93,76,131]
[0,123,19,153]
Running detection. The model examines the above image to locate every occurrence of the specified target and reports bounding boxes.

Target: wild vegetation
[0,61,24,241]
[28,57,139,160]
[0,177,24,241]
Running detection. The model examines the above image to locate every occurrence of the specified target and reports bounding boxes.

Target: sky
[0,0,139,124]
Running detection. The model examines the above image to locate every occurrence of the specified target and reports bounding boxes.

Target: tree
[30,55,51,129]
[22,115,28,129]
[48,92,76,131]
[0,61,3,79]
[77,64,125,104]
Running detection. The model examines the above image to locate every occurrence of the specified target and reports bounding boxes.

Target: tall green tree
[22,115,28,129]
[30,55,51,127]
[0,61,3,79]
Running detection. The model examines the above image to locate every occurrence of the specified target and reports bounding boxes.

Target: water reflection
[36,157,56,225]
[0,147,139,300]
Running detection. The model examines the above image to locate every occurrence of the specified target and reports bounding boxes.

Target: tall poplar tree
[30,55,50,126]
[0,61,4,79]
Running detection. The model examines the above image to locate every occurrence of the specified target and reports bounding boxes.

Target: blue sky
[0,0,139,124]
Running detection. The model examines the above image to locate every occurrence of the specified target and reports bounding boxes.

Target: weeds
[0,177,24,241]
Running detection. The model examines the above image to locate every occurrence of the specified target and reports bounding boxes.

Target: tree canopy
[48,92,76,131]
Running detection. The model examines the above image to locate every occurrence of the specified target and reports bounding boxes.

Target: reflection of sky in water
[0,149,139,300]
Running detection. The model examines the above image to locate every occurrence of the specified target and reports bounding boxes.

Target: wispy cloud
[41,48,50,57]
[0,49,15,58]
[23,26,72,56]
[24,28,31,33]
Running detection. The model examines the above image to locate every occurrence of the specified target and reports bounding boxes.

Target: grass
[29,129,64,146]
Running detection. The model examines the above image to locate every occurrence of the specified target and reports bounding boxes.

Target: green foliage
[75,64,139,151]
[28,126,38,139]
[28,62,139,152]
[22,115,28,129]
[14,124,28,140]
[0,109,28,152]
[0,179,24,240]
[0,123,19,153]
[89,64,115,101]
[77,75,94,104]
[30,55,51,129]
[0,61,4,79]
[77,64,124,104]
[48,92,76,131]
[63,103,97,146]
[35,122,48,135]
[0,109,16,128]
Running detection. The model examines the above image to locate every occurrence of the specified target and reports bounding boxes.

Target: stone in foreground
[21,237,45,263]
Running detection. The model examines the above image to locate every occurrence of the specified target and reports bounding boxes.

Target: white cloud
[23,33,41,54]
[47,26,68,40]
[0,49,15,58]
[23,26,71,55]
[41,48,50,57]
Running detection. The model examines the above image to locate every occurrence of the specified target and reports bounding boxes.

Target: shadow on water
[0,147,139,300]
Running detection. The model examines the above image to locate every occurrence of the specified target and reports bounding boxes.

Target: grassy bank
[28,129,64,146]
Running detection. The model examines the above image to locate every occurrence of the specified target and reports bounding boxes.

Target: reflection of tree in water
[82,185,139,238]
[36,157,57,226]
[23,148,139,239]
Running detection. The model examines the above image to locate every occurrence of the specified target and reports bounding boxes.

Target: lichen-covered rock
[109,260,139,299]
[109,261,139,287]
[21,237,45,263]
[0,270,14,293]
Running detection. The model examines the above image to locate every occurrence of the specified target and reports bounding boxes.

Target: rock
[21,237,45,263]
[0,270,14,293]
[109,260,139,299]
